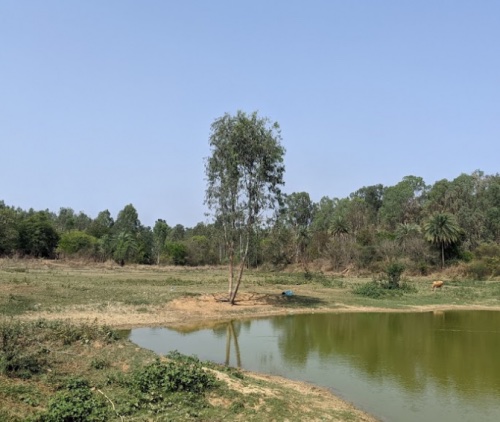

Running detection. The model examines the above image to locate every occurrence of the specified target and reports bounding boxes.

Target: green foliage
[352,281,385,298]
[152,219,170,264]
[57,231,97,257]
[0,294,36,316]
[46,319,119,345]
[424,212,462,268]
[165,241,188,265]
[131,354,217,408]
[205,110,286,303]
[18,212,60,258]
[352,262,415,298]
[86,209,114,239]
[467,261,491,281]
[37,378,110,422]
[385,262,406,289]
[352,278,416,298]
[379,175,427,229]
[0,320,46,379]
[283,192,315,265]
[112,231,137,264]
[474,243,500,259]
[114,204,140,234]
[0,206,20,256]
[90,357,110,370]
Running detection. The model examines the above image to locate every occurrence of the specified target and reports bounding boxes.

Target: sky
[1,1,499,228]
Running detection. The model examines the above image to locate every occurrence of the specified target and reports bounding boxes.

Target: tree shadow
[264,294,327,308]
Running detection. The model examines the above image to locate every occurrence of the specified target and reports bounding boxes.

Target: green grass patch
[0,295,36,316]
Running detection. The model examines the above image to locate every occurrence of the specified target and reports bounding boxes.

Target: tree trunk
[228,247,234,298]
[441,242,445,269]
[229,232,250,305]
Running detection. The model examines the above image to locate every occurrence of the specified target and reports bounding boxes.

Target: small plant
[133,354,217,397]
[90,357,110,370]
[37,378,110,422]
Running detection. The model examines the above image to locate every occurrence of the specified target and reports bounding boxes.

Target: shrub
[57,231,97,257]
[385,262,405,289]
[132,354,217,398]
[467,261,490,281]
[0,320,47,379]
[165,242,188,266]
[352,281,385,298]
[37,378,110,422]
[474,243,500,259]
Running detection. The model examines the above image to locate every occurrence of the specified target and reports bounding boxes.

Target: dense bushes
[352,262,417,298]
[57,231,98,258]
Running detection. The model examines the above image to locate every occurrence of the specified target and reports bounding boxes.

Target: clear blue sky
[1,1,499,228]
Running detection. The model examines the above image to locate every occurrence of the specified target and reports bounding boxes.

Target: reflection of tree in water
[271,311,500,397]
[212,320,243,367]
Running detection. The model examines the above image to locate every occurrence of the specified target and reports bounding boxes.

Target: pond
[129,311,500,422]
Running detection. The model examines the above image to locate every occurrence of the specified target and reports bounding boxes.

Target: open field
[1,259,500,421]
[1,259,500,328]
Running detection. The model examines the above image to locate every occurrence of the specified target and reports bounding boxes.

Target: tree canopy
[205,110,285,303]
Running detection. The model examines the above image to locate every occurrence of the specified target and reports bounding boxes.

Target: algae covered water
[130,311,500,422]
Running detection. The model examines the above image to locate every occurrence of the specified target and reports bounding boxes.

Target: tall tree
[114,204,140,235]
[113,231,138,265]
[152,219,170,265]
[283,192,315,268]
[379,176,427,229]
[18,212,60,258]
[205,110,285,304]
[87,209,114,238]
[423,212,462,268]
[0,204,20,256]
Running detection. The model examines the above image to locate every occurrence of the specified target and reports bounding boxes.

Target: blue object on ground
[282,290,294,296]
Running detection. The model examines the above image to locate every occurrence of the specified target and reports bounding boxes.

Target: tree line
[1,169,499,275]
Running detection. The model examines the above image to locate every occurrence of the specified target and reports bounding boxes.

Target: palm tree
[395,223,421,252]
[113,231,138,265]
[423,213,461,268]
[330,216,350,239]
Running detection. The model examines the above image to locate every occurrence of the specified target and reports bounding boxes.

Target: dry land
[1,259,500,421]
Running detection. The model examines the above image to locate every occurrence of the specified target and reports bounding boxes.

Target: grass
[0,259,499,316]
[0,318,365,421]
[1,258,499,421]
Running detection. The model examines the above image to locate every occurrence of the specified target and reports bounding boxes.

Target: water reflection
[270,312,500,398]
[224,321,241,367]
[130,311,500,422]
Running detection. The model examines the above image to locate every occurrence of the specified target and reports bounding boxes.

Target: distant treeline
[1,170,499,277]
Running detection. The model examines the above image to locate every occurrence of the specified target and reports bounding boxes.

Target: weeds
[36,378,110,422]
[0,320,47,379]
[132,353,217,396]
[45,319,119,345]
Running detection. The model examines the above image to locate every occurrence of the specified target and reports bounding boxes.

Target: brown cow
[432,280,444,291]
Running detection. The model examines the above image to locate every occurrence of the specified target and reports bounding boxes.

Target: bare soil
[23,291,500,330]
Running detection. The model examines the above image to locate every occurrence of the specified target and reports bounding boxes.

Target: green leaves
[423,213,461,246]
[205,110,286,302]
[423,212,462,268]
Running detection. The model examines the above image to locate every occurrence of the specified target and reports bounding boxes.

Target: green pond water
[129,311,500,421]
